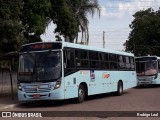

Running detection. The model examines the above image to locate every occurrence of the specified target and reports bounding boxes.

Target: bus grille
[138,76,154,81]
[22,83,52,93]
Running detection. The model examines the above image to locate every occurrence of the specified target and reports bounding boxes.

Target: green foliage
[67,0,101,44]
[0,0,24,53]
[50,0,79,42]
[124,8,160,56]
[0,0,101,54]
[50,0,101,43]
[22,0,51,43]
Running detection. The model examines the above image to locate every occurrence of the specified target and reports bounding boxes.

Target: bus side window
[89,51,100,69]
[125,56,130,69]
[109,54,117,70]
[105,53,110,69]
[130,57,135,70]
[118,55,125,70]
[100,53,109,70]
[100,53,105,69]
[75,49,89,69]
[64,48,75,75]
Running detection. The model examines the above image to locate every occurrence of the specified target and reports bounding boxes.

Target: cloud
[100,0,160,19]
[101,6,124,19]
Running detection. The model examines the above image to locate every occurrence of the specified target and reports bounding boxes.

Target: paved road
[1,85,160,120]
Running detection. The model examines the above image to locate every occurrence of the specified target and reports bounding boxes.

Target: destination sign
[20,43,62,52]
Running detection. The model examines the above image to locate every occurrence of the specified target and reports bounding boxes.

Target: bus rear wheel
[116,81,123,96]
[77,84,85,103]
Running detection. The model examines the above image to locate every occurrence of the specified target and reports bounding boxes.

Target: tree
[21,0,51,43]
[49,0,101,44]
[68,0,101,44]
[124,8,160,56]
[50,0,79,43]
[0,0,101,54]
[0,0,24,53]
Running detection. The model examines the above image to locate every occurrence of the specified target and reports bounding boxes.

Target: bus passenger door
[63,48,77,99]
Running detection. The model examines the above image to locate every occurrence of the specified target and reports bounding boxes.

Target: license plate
[32,94,40,98]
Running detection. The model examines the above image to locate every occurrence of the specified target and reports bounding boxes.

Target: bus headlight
[17,83,22,91]
[154,74,158,79]
[54,80,61,89]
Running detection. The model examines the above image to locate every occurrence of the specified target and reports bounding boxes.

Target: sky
[41,0,160,51]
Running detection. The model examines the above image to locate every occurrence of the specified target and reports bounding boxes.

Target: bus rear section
[62,45,137,102]
[135,56,160,86]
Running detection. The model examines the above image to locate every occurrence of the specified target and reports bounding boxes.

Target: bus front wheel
[77,84,85,103]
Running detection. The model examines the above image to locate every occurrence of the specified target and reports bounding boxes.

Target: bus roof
[63,42,134,56]
[135,56,160,60]
[136,56,160,59]
[21,41,134,56]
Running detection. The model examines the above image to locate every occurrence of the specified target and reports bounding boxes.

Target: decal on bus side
[102,73,110,79]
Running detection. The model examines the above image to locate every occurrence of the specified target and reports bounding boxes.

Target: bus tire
[116,81,123,96]
[77,84,85,103]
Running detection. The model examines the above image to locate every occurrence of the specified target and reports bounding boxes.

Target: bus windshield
[136,61,157,76]
[18,51,61,82]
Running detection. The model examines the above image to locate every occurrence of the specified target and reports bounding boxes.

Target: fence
[0,69,17,96]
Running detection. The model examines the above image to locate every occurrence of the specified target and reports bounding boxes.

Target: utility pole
[103,31,105,48]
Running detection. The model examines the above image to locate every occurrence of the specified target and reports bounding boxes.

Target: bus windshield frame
[18,50,62,82]
[136,58,158,76]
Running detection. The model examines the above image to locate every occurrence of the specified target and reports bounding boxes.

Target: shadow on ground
[17,91,129,108]
[134,84,160,89]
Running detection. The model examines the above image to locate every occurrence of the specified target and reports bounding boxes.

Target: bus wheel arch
[116,80,123,96]
[76,82,88,103]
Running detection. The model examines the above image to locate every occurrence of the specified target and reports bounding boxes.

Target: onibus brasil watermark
[1,111,160,117]
[1,112,42,118]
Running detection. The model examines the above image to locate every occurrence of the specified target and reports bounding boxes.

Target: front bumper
[18,88,64,102]
[137,76,157,86]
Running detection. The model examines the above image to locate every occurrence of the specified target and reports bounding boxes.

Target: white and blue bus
[18,42,137,103]
[135,56,160,86]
